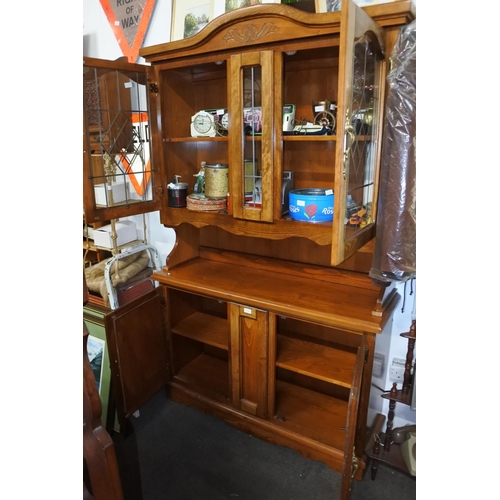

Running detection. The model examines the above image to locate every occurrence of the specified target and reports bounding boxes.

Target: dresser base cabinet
[152,247,400,494]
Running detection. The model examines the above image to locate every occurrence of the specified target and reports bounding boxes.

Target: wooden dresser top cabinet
[84,3,415,499]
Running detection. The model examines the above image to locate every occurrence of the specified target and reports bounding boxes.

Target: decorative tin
[204,163,229,199]
[186,194,227,211]
[289,188,334,222]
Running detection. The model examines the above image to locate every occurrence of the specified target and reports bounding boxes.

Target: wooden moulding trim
[140,4,342,61]
[363,1,416,27]
[83,56,147,73]
[168,381,365,479]
[139,2,414,62]
[372,288,400,317]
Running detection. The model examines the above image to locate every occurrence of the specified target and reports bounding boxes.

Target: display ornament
[99,0,156,62]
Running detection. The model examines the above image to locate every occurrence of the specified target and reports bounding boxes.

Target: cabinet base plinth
[167,381,365,481]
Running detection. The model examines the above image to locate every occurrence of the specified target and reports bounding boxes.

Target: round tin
[204,163,229,199]
[289,188,334,222]
[186,194,227,211]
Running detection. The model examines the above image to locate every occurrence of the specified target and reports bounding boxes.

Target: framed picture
[171,0,213,41]
[84,305,114,431]
[87,335,105,393]
[172,1,282,41]
[315,0,399,13]
[315,0,342,12]
[216,0,281,17]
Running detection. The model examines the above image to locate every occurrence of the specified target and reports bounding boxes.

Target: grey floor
[112,390,416,500]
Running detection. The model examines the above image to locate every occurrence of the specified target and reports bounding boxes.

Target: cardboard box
[94,181,128,206]
[93,220,137,249]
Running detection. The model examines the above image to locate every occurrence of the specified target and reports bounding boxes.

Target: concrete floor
[112,390,416,500]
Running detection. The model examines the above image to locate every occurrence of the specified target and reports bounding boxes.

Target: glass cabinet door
[83,57,160,222]
[229,51,274,222]
[332,3,386,265]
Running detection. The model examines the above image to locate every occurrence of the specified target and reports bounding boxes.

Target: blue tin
[289,188,334,222]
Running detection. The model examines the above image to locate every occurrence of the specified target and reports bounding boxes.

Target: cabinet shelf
[168,136,228,143]
[172,311,229,350]
[274,380,348,450]
[276,334,356,388]
[174,353,229,400]
[283,135,337,142]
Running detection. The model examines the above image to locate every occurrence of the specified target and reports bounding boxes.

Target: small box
[93,220,137,249]
[94,181,128,206]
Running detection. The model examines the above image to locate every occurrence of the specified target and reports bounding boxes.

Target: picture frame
[315,0,341,12]
[172,1,282,41]
[315,0,399,13]
[84,305,114,431]
[171,0,213,41]
[215,0,281,18]
[87,335,105,393]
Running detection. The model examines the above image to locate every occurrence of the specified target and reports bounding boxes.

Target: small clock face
[193,112,213,134]
[221,112,229,129]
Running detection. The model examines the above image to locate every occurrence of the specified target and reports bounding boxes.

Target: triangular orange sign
[99,0,156,63]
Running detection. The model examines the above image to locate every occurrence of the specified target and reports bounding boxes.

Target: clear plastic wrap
[370,20,416,284]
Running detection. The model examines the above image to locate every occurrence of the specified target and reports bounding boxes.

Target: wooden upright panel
[230,303,269,418]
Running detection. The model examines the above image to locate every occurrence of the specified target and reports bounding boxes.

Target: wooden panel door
[340,335,367,499]
[229,303,270,418]
[229,50,275,222]
[332,0,386,265]
[105,287,169,431]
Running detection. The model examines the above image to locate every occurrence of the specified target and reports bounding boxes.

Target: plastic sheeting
[370,20,416,284]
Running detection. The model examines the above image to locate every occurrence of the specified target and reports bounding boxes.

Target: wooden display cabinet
[83,58,162,223]
[141,1,391,265]
[83,2,415,498]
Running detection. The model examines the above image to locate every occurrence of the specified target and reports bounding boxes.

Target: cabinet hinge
[350,449,359,480]
[364,347,369,363]
[149,81,158,95]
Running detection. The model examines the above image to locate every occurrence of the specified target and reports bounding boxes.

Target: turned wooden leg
[371,437,380,480]
[384,383,398,452]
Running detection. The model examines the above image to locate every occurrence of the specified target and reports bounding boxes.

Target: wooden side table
[365,320,416,480]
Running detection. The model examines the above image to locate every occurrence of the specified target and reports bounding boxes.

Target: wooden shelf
[382,388,412,406]
[374,433,410,473]
[168,136,228,143]
[174,353,229,400]
[276,334,356,388]
[274,380,348,451]
[282,135,337,141]
[172,312,229,350]
[364,424,411,476]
